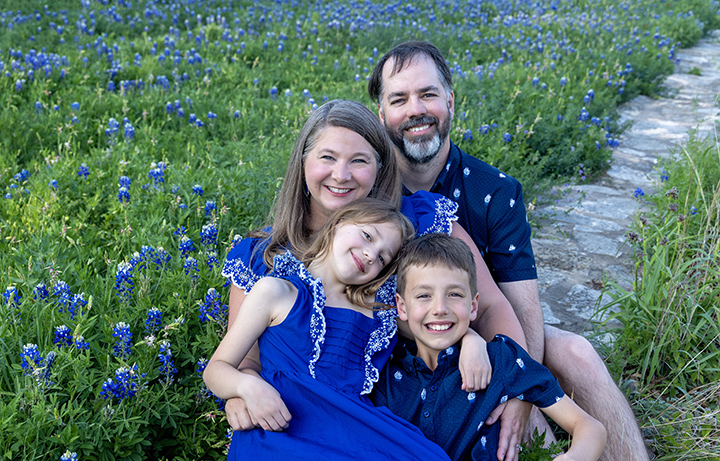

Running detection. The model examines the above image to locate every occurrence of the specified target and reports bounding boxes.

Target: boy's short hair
[396,233,477,296]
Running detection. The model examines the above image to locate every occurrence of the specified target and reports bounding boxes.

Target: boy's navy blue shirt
[371,335,564,461]
[403,142,536,283]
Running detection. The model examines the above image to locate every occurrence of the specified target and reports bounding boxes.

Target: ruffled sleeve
[221,235,272,292]
[401,190,458,236]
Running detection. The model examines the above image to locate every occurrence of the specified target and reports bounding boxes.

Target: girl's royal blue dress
[227,252,450,460]
[221,191,458,459]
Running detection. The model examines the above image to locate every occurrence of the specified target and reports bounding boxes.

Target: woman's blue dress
[220,191,458,459]
[227,252,450,460]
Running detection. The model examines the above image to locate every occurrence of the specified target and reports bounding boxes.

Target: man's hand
[486,398,532,461]
[234,374,292,432]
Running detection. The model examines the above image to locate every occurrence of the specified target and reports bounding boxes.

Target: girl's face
[329,220,402,286]
[304,127,379,230]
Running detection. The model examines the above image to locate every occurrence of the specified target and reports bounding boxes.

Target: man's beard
[387,114,451,166]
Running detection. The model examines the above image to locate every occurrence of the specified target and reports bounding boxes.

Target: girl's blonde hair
[301,198,414,310]
[250,99,402,268]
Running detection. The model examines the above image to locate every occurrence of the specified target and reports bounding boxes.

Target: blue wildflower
[60,450,78,461]
[148,164,165,185]
[124,122,135,141]
[145,307,163,334]
[201,223,218,247]
[49,179,58,189]
[234,110,240,118]
[153,247,171,269]
[77,163,89,179]
[115,262,134,302]
[463,129,473,141]
[3,286,21,314]
[34,282,49,301]
[118,186,130,203]
[106,118,119,138]
[191,184,203,196]
[207,111,217,119]
[179,236,195,256]
[204,200,216,216]
[35,101,42,113]
[690,206,697,215]
[13,169,30,182]
[100,364,141,402]
[660,169,669,182]
[502,132,512,143]
[206,250,220,270]
[184,256,199,278]
[20,344,55,390]
[158,341,177,384]
[70,102,80,111]
[54,325,73,348]
[634,187,645,198]
[174,226,187,237]
[112,322,133,359]
[74,336,90,351]
[119,176,131,187]
[198,287,228,327]
[560,76,567,87]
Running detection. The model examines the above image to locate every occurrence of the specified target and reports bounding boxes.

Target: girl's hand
[240,374,292,432]
[459,329,492,391]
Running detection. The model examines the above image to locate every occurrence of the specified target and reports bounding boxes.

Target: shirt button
[430,385,438,392]
[423,411,430,418]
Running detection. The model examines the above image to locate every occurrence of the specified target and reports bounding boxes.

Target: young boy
[371,233,606,461]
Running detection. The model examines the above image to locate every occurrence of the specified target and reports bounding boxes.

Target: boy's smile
[396,264,478,369]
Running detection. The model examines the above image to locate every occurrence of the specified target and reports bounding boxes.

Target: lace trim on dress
[269,251,327,379]
[423,196,459,236]
[221,238,262,292]
[362,304,398,395]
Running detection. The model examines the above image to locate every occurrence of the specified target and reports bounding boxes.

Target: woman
[221,99,522,431]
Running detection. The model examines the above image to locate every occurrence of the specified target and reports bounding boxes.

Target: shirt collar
[397,338,461,374]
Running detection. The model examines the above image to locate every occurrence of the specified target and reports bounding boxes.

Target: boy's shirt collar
[397,338,461,375]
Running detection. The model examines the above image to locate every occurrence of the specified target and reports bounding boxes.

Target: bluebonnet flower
[690,206,697,215]
[152,247,171,269]
[634,187,645,198]
[660,169,669,182]
[196,119,205,128]
[207,111,217,119]
[124,122,135,141]
[502,133,512,143]
[269,86,278,100]
[579,107,590,122]
[206,250,220,270]
[171,185,180,194]
[189,113,197,124]
[20,344,55,390]
[70,102,80,111]
[54,325,73,347]
[60,450,78,461]
[118,187,130,203]
[108,81,116,92]
[49,179,58,189]
[532,77,539,87]
[204,200,216,216]
[184,257,199,278]
[119,176,131,187]
[560,76,567,87]
[100,364,141,402]
[191,184,203,196]
[195,357,214,401]
[166,102,174,114]
[35,101,42,113]
[4,193,11,200]
[200,223,218,247]
[74,336,90,351]
[112,322,133,359]
[158,341,177,384]
[234,110,240,118]
[179,236,195,256]
[174,226,187,237]
[198,287,228,327]
[106,118,119,138]
[77,163,89,179]
[115,262,134,302]
[145,307,163,334]
[148,162,166,185]
[34,282,49,301]
[3,286,21,312]
[463,129,472,141]
[14,169,31,183]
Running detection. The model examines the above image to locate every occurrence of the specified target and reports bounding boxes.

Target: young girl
[204,199,451,460]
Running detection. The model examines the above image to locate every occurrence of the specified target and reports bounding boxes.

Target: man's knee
[543,326,609,383]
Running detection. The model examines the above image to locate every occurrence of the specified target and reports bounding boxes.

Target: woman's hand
[239,373,292,432]
[458,329,492,391]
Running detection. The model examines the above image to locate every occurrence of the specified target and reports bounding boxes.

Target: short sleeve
[401,190,458,236]
[220,236,271,292]
[491,335,565,408]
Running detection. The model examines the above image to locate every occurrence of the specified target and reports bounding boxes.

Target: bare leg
[543,325,650,461]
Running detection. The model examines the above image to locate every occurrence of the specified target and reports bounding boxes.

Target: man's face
[378,55,454,165]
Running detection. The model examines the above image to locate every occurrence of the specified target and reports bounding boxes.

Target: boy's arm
[540,396,607,461]
[204,278,294,431]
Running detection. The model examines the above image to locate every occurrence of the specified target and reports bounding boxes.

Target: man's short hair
[396,233,477,296]
[368,40,453,105]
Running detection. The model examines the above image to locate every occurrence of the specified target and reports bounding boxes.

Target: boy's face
[396,264,478,366]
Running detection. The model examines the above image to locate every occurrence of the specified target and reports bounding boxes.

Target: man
[368,40,648,461]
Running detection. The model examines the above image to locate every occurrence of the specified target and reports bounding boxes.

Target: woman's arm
[541,396,607,461]
[204,278,294,431]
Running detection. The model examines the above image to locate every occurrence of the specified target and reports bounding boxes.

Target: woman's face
[304,126,379,230]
